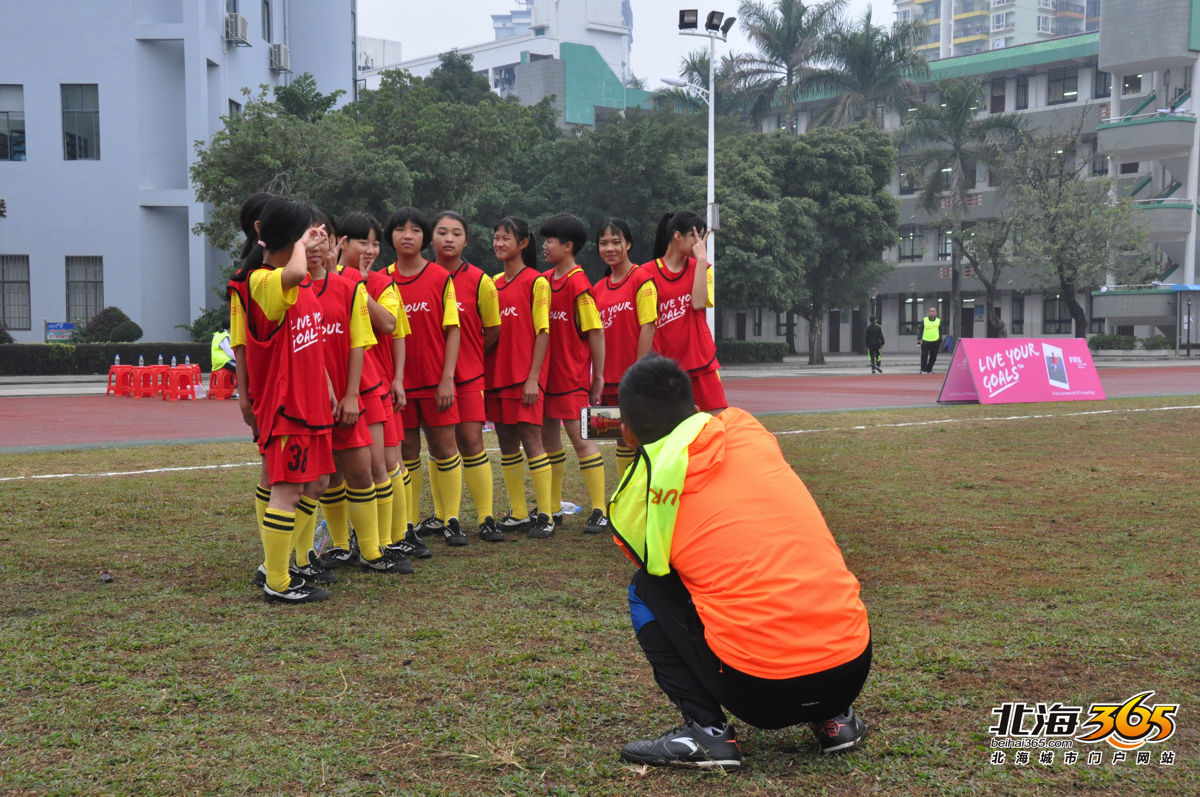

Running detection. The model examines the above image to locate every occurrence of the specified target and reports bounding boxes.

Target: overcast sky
[357,1,893,91]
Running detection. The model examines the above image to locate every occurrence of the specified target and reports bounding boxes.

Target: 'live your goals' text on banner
[938,339,1106,405]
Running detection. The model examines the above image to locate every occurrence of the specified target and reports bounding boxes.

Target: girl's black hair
[538,213,588,256]
[595,216,634,247]
[337,211,382,242]
[384,207,432,250]
[231,196,316,282]
[651,210,706,260]
[312,206,337,240]
[494,216,538,269]
[433,210,470,241]
[239,192,275,259]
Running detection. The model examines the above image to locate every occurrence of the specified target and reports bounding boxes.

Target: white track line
[3,404,1198,484]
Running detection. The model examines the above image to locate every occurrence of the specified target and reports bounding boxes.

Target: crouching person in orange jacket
[608,354,872,771]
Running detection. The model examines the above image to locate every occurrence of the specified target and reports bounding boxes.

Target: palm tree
[898,78,1023,339]
[807,9,929,128]
[656,49,772,127]
[733,0,847,133]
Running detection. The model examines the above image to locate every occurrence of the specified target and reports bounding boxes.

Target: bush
[715,340,789,364]
[0,343,212,375]
[1087,333,1136,351]
[0,322,12,345]
[1139,334,1172,350]
[178,305,231,343]
[70,306,143,343]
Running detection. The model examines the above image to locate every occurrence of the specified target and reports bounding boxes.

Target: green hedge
[715,340,789,364]
[1087,334,1137,351]
[0,343,212,376]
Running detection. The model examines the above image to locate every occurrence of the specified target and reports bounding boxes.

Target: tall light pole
[665,9,735,338]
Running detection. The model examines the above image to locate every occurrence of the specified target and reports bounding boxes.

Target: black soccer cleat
[263,575,329,604]
[810,706,868,754]
[527,512,556,539]
[619,720,741,771]
[582,508,609,534]
[479,516,506,542]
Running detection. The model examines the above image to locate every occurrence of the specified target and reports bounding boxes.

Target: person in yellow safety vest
[608,354,871,771]
[917,306,944,374]
[211,329,237,374]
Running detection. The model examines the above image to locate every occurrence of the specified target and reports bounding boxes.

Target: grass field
[0,397,1196,795]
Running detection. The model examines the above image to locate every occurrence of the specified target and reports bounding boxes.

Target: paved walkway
[2,355,1197,452]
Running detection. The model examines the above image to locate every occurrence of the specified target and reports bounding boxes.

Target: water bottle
[157,354,163,365]
[560,501,582,515]
[114,354,120,365]
[314,519,330,556]
[170,355,177,367]
[138,354,144,366]
[184,354,190,367]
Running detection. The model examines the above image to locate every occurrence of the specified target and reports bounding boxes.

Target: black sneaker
[318,546,355,569]
[253,564,267,586]
[382,546,415,574]
[254,562,335,586]
[359,553,406,574]
[496,513,531,533]
[404,524,432,559]
[553,512,564,529]
[810,707,868,754]
[415,516,446,537]
[583,508,609,534]
[443,517,469,546]
[479,516,506,542]
[619,720,741,771]
[295,551,337,584]
[528,512,556,539]
[263,575,329,604]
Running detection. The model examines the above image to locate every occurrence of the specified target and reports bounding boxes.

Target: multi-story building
[0,0,356,343]
[896,0,1101,61]
[728,1,1200,354]
[356,0,652,127]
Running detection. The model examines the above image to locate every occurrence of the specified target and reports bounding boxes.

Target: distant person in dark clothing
[865,317,884,373]
[917,307,944,374]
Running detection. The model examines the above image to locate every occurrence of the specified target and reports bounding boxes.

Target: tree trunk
[714,306,727,342]
[1066,292,1088,338]
[807,306,825,365]
[950,219,963,340]
[786,309,798,354]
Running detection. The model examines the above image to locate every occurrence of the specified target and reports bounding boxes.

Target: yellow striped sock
[319,484,350,549]
[433,454,463,520]
[404,457,422,522]
[254,484,270,529]
[462,451,493,523]
[389,464,407,548]
[428,453,444,521]
[578,453,606,511]
[261,509,295,592]
[615,444,636,480]
[500,452,528,519]
[374,481,393,550]
[528,453,552,518]
[547,449,567,515]
[293,496,319,565]
[401,468,413,528]
[347,485,381,560]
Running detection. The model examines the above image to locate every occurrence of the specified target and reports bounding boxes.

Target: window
[899,294,922,336]
[990,78,1006,113]
[1015,75,1029,110]
[261,0,271,41]
[1094,70,1111,99]
[1119,161,1140,175]
[0,255,31,330]
[991,12,1013,31]
[899,226,923,261]
[66,256,103,324]
[1047,69,1078,105]
[1042,295,1073,334]
[0,85,25,161]
[1038,0,1054,7]
[1122,74,1142,95]
[775,311,790,336]
[897,8,912,22]
[1091,139,1108,176]
[938,229,954,261]
[1010,293,1024,334]
[899,166,922,196]
[991,37,1010,50]
[228,99,242,116]
[1036,15,1053,33]
[225,0,237,11]
[62,84,100,160]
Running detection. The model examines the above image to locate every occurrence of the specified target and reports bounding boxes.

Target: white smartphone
[580,406,623,439]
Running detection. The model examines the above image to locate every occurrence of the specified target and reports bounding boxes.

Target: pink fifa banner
[938,338,1106,405]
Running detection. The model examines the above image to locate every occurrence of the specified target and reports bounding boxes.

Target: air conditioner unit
[270,43,291,73]
[224,13,249,45]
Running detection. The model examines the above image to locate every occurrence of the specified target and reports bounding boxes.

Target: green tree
[424,50,494,106]
[898,78,1022,339]
[807,9,928,127]
[1008,125,1149,337]
[959,216,1014,337]
[733,0,847,132]
[273,72,345,121]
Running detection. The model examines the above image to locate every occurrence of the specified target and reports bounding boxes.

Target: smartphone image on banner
[580,406,623,439]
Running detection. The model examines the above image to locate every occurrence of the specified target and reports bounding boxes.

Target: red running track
[2,366,1199,450]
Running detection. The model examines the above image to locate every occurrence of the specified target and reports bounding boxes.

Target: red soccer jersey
[312,270,362,409]
[244,270,333,448]
[646,257,719,374]
[340,267,392,395]
[388,260,458,397]
[546,266,595,398]
[487,267,550,398]
[450,262,494,387]
[592,265,655,391]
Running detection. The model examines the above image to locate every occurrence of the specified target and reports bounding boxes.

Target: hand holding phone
[580,406,623,440]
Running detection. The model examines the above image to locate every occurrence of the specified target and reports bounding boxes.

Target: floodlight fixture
[705,11,724,31]
[720,16,736,35]
[662,77,689,87]
[679,10,698,30]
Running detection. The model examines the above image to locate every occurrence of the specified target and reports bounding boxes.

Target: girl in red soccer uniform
[384,208,466,547]
[433,211,503,542]
[646,210,727,413]
[484,217,556,539]
[231,196,335,604]
[538,213,608,534]
[590,217,657,479]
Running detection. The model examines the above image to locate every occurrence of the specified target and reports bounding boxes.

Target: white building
[896,0,1101,60]
[0,0,356,343]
